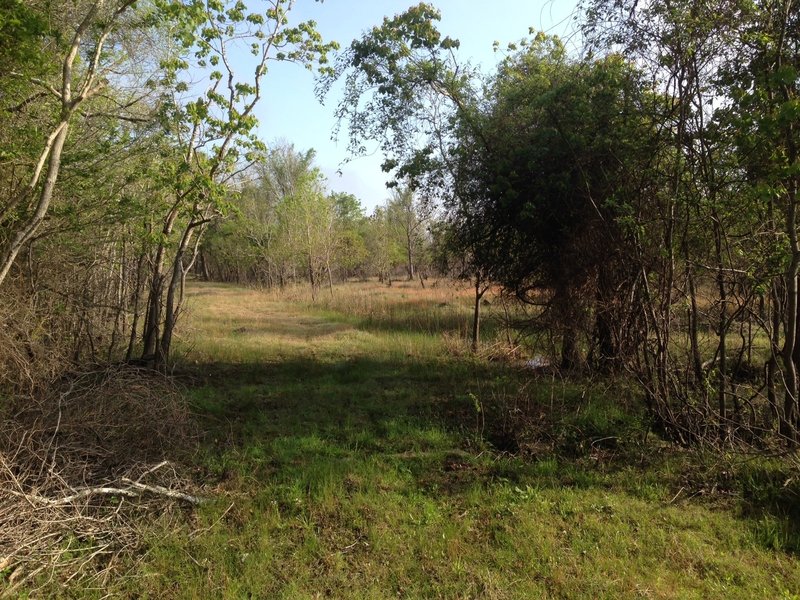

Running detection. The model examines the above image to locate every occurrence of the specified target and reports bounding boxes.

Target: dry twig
[0,364,203,596]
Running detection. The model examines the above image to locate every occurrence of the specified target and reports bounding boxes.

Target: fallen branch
[13,481,205,507]
[120,478,206,505]
[43,487,141,506]
[0,364,202,593]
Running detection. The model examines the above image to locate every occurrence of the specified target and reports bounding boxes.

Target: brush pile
[0,365,201,594]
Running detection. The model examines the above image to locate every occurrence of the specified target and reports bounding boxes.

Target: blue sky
[252,0,579,212]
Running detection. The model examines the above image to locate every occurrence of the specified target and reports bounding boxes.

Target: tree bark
[0,121,69,285]
[471,276,484,352]
[308,253,317,301]
[406,239,414,281]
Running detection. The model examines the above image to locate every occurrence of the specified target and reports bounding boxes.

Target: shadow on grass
[227,317,351,339]
[177,355,527,509]
[177,351,800,556]
[182,355,561,490]
[179,354,509,445]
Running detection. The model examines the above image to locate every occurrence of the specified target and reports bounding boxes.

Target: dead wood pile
[0,365,202,595]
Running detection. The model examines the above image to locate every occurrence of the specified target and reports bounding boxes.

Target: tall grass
[266,279,475,332]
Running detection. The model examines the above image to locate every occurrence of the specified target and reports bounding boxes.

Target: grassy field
[121,280,800,599]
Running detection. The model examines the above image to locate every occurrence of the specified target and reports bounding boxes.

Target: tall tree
[276,170,335,299]
[330,191,369,280]
[0,0,144,287]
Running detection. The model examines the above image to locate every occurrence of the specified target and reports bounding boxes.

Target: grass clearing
[98,281,800,598]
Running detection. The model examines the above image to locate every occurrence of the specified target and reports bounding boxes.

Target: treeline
[200,143,436,294]
[321,1,800,446]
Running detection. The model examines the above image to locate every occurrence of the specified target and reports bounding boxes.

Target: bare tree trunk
[781,64,800,441]
[781,215,800,443]
[108,240,126,362]
[0,122,69,286]
[141,196,185,361]
[198,249,211,281]
[561,327,579,371]
[126,250,147,361]
[682,198,702,385]
[141,247,165,360]
[157,215,208,369]
[687,269,703,382]
[407,240,414,281]
[785,55,800,440]
[308,253,317,301]
[157,253,185,369]
[471,276,484,352]
[713,213,728,440]
[553,281,582,370]
[783,201,800,442]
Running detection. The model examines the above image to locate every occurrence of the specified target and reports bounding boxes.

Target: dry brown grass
[0,286,72,395]
[0,365,200,595]
[178,278,525,365]
[260,277,476,307]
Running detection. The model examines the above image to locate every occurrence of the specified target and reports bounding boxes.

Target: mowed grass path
[135,282,800,599]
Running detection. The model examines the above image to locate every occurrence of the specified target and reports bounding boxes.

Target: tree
[330,192,369,280]
[318,2,477,193]
[363,206,401,284]
[461,37,659,370]
[717,1,800,440]
[386,185,431,281]
[0,0,144,287]
[580,0,799,442]
[430,220,493,351]
[325,10,657,368]
[139,0,336,368]
[276,170,335,299]
[232,143,318,287]
[0,0,336,370]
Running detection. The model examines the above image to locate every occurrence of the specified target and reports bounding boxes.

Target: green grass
[100,282,800,598]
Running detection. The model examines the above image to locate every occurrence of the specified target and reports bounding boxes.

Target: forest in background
[1,0,800,594]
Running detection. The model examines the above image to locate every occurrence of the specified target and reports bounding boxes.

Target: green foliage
[330,192,369,276]
[0,0,48,68]
[6,0,800,592]
[319,3,475,187]
[202,144,376,287]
